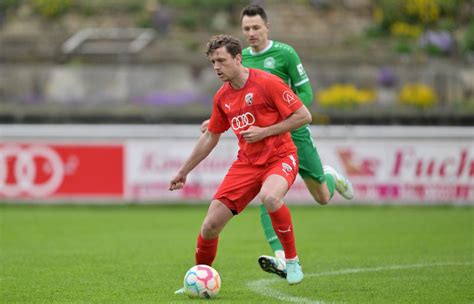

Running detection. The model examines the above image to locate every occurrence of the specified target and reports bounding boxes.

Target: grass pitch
[0,204,472,303]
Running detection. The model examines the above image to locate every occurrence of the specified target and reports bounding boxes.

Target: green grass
[0,204,472,303]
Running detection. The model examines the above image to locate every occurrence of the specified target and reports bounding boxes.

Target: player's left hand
[240,126,267,143]
[169,173,187,191]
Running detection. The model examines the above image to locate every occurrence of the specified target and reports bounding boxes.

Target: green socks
[325,173,336,199]
[259,204,283,253]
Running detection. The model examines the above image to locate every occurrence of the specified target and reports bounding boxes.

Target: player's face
[208,46,241,82]
[241,15,269,51]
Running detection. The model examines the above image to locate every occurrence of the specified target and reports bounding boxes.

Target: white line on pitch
[246,261,473,303]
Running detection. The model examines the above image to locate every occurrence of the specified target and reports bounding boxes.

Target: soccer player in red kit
[169,34,311,290]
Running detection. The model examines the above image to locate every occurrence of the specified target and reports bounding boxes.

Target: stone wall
[1,60,471,108]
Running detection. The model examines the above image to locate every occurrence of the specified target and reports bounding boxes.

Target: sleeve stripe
[294,78,309,87]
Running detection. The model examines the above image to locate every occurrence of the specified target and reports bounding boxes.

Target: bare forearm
[264,107,312,137]
[179,131,219,175]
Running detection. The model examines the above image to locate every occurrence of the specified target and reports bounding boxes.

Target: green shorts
[291,125,326,184]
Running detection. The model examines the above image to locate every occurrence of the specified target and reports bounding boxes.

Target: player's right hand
[200,119,210,133]
[169,173,186,191]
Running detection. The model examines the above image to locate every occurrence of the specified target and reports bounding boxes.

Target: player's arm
[287,48,314,107]
[294,81,314,108]
[169,131,221,191]
[200,119,210,133]
[241,106,311,143]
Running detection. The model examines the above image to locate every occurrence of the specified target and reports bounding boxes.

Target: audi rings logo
[231,112,255,131]
[0,145,64,197]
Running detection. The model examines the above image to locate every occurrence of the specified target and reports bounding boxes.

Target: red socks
[269,204,297,259]
[195,234,219,266]
[194,204,296,265]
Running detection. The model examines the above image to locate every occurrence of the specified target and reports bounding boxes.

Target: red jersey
[208,68,304,165]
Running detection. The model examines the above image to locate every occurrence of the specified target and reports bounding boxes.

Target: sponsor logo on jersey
[245,93,253,105]
[282,90,297,106]
[224,103,231,110]
[296,63,306,77]
[281,162,293,176]
[264,57,275,69]
[231,112,255,130]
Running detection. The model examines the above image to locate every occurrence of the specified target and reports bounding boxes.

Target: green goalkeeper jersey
[242,40,313,107]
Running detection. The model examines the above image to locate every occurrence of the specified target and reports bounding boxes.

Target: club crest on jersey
[283,90,297,106]
[245,93,253,105]
[264,57,275,69]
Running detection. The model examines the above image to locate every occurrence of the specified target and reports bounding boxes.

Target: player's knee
[258,190,280,210]
[314,192,330,205]
[201,219,221,238]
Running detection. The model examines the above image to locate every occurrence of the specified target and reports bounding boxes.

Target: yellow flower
[398,83,437,108]
[317,84,375,108]
[390,22,422,38]
[404,0,439,24]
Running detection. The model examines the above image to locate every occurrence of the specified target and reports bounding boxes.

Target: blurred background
[0,0,473,124]
[0,0,473,203]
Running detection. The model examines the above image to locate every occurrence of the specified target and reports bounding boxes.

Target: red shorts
[213,153,299,215]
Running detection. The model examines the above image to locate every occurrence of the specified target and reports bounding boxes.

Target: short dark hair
[206,34,242,58]
[241,4,268,22]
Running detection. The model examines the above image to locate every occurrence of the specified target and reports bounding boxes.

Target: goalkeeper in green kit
[200,4,354,278]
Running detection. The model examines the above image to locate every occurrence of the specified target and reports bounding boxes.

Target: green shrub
[435,18,456,31]
[31,0,72,18]
[162,0,243,9]
[135,12,153,28]
[0,0,22,11]
[462,20,474,53]
[394,39,414,54]
[178,11,200,31]
[434,0,464,16]
[374,0,405,30]
[74,1,144,15]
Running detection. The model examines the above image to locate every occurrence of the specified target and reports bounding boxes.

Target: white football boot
[258,255,287,278]
[286,259,304,285]
[323,165,354,200]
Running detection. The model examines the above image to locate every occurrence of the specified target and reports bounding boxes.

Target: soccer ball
[183,264,221,299]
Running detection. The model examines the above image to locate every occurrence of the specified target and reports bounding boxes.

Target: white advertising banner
[125,138,238,202]
[3,125,472,204]
[125,136,473,205]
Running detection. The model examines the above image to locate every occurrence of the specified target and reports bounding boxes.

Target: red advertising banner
[0,143,124,199]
